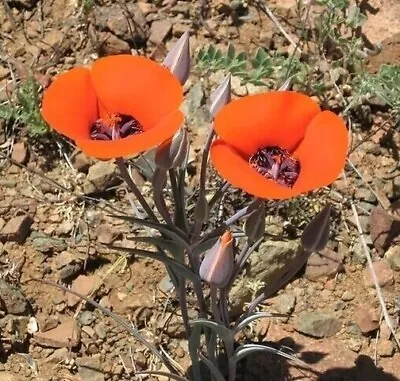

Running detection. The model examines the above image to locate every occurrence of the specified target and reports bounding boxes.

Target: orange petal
[293,111,348,192]
[210,140,300,200]
[75,110,184,159]
[90,55,183,130]
[213,92,321,156]
[41,67,98,139]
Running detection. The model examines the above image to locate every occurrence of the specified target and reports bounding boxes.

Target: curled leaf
[244,201,265,243]
[301,203,332,252]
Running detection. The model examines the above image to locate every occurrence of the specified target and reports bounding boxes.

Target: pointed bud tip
[163,32,191,86]
[209,74,232,117]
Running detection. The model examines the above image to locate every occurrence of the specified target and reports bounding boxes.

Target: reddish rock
[377,339,395,357]
[96,223,118,244]
[380,320,393,340]
[363,260,394,288]
[137,1,155,15]
[0,373,18,381]
[99,32,130,55]
[71,151,92,173]
[149,20,172,45]
[67,275,100,307]
[0,214,33,244]
[305,248,343,281]
[380,354,400,378]
[11,142,29,164]
[354,304,380,334]
[370,206,400,255]
[34,320,80,348]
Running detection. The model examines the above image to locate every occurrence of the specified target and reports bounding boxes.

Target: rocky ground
[1,0,400,380]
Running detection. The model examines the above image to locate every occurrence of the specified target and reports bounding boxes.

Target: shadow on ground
[187,338,399,381]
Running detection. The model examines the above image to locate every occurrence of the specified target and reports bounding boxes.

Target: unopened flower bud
[155,129,188,170]
[209,74,231,117]
[244,201,265,243]
[163,31,190,86]
[199,231,234,288]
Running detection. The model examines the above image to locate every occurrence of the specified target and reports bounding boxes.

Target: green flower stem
[193,278,207,317]
[191,220,203,245]
[219,287,230,325]
[210,285,222,324]
[153,168,173,225]
[208,181,229,210]
[177,167,191,233]
[225,241,250,293]
[227,237,263,292]
[169,168,189,233]
[199,127,215,190]
[191,126,215,241]
[199,203,254,245]
[178,277,191,337]
[116,158,159,223]
[244,292,266,317]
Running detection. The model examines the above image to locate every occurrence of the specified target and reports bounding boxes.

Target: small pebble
[347,338,362,352]
[341,291,355,301]
[377,339,395,357]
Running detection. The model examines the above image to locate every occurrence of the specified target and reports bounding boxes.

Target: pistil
[90,113,143,141]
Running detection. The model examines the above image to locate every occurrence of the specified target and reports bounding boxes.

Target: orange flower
[210,92,348,199]
[42,55,183,159]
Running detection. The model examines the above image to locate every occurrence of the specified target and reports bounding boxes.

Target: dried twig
[344,171,400,350]
[255,0,298,51]
[0,0,17,30]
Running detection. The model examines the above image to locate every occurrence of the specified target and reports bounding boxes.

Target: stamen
[90,113,143,141]
[249,146,300,188]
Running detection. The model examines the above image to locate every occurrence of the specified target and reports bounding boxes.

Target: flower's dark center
[90,113,143,141]
[249,146,301,188]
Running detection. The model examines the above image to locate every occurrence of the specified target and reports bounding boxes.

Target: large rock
[77,354,104,381]
[295,311,341,338]
[0,214,33,244]
[34,320,81,348]
[149,20,172,45]
[32,232,67,253]
[354,304,380,334]
[370,207,400,255]
[91,4,148,46]
[230,240,305,314]
[385,245,400,270]
[83,161,120,194]
[67,275,101,308]
[0,279,30,315]
[362,0,400,43]
[362,260,394,288]
[305,248,343,281]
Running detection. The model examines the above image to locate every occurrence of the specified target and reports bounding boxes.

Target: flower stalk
[116,158,159,223]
